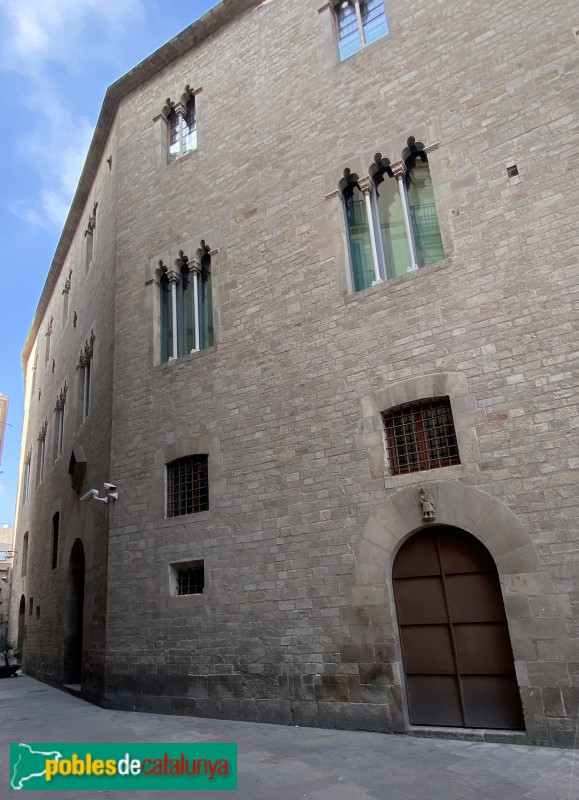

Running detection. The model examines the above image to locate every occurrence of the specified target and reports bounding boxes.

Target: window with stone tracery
[340,138,444,291]
[160,243,213,363]
[163,87,197,161]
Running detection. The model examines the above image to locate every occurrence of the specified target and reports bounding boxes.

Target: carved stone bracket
[38,419,48,442]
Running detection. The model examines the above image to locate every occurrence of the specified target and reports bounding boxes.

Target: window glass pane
[407,159,444,267]
[181,265,196,354]
[362,0,388,44]
[375,173,411,278]
[160,274,172,362]
[338,3,361,60]
[201,255,214,348]
[168,111,180,157]
[182,100,197,152]
[344,184,374,291]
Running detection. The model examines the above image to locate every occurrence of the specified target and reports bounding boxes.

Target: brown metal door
[393,526,524,729]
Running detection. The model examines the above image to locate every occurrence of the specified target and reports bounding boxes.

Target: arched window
[160,272,172,364]
[405,150,444,268]
[373,163,410,279]
[168,96,197,160]
[343,180,375,292]
[372,150,443,278]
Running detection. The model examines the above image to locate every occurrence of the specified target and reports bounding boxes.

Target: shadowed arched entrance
[63,539,85,686]
[393,525,524,729]
[17,595,25,662]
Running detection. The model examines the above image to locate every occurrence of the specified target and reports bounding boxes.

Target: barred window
[167,455,209,517]
[176,562,204,595]
[382,397,460,476]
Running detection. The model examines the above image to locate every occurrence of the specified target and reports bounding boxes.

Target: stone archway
[351,481,552,736]
[63,539,85,686]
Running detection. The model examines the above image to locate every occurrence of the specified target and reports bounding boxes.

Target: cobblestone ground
[1,677,577,800]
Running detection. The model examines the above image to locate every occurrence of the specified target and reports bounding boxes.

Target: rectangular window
[22,458,31,505]
[336,0,388,60]
[167,455,209,517]
[36,437,46,485]
[85,230,94,271]
[82,362,91,421]
[382,397,460,476]
[29,597,33,616]
[171,560,205,596]
[54,403,65,460]
[361,0,389,44]
[51,513,59,570]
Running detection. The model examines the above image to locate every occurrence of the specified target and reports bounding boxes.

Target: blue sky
[0,0,220,524]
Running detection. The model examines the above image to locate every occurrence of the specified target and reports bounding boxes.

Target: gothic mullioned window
[160,244,214,363]
[164,87,197,161]
[341,140,444,291]
[335,0,388,60]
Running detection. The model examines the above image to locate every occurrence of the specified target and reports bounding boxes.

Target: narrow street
[1,676,577,799]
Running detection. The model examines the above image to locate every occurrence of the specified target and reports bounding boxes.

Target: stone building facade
[9,0,579,747]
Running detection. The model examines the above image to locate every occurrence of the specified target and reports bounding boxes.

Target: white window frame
[335,0,388,61]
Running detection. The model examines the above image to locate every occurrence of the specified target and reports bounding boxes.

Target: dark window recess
[176,562,204,595]
[36,606,40,620]
[382,396,460,475]
[167,456,209,517]
[51,512,59,570]
[29,597,33,616]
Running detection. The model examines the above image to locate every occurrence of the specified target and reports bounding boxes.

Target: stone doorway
[63,539,85,686]
[393,525,524,729]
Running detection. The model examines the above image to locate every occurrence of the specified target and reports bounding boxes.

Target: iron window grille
[176,562,205,595]
[382,397,460,475]
[167,455,209,517]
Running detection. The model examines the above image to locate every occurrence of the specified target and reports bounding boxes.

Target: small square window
[382,397,460,476]
[170,560,205,596]
[167,455,209,517]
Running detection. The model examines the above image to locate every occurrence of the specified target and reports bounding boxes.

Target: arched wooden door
[393,525,524,729]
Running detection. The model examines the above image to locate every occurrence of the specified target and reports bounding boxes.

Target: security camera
[104,482,117,492]
[80,489,99,502]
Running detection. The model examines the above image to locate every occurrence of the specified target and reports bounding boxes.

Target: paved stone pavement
[1,677,577,799]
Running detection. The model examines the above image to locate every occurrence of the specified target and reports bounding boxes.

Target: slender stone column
[166,268,180,360]
[359,177,382,285]
[392,164,419,272]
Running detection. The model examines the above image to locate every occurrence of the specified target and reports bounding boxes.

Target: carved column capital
[165,268,180,284]
[391,161,407,181]
[358,176,374,197]
[173,102,188,119]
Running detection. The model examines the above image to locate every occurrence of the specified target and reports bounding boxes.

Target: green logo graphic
[10,743,237,791]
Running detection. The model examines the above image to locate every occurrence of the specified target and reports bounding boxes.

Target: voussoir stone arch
[354,482,541,594]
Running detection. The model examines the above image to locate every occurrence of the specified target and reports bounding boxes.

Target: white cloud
[0,0,145,230]
[0,0,146,73]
